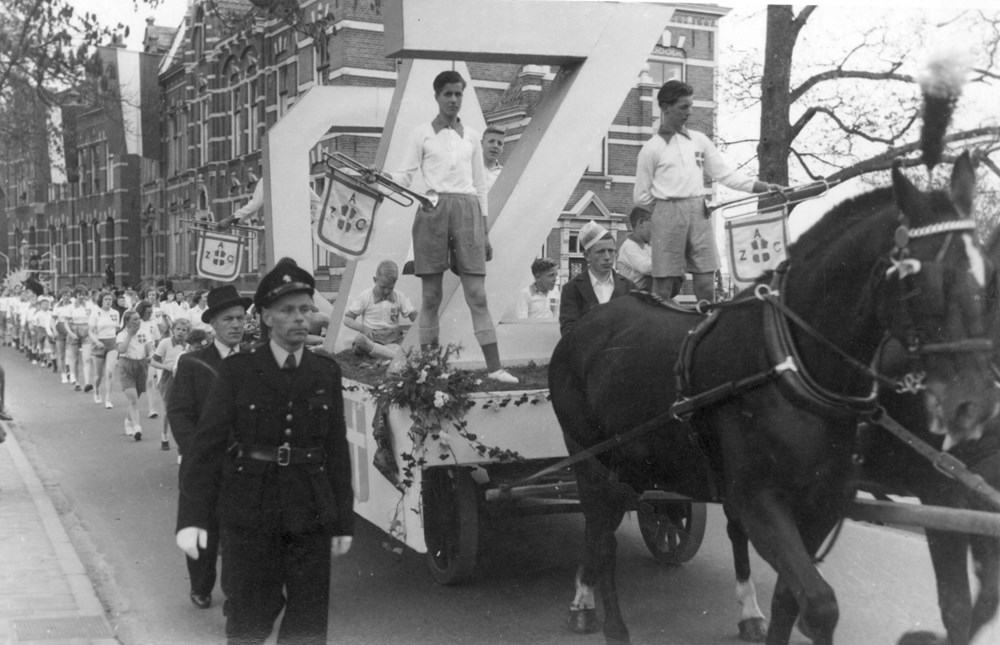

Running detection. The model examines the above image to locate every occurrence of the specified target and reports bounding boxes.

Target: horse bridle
[882,218,995,360]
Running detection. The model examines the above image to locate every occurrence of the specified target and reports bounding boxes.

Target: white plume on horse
[917,43,974,100]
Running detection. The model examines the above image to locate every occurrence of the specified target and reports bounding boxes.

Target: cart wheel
[639,501,707,564]
[422,467,479,585]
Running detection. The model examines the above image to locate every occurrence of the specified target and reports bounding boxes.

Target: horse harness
[513,218,1000,517]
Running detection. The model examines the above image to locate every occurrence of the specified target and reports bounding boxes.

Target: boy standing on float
[375,70,518,383]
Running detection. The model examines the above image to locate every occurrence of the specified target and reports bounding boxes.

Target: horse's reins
[503,218,1000,527]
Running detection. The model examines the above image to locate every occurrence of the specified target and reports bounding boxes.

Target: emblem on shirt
[694,151,704,169]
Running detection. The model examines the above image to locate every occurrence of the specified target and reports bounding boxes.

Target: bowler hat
[254,258,315,310]
[202,285,253,323]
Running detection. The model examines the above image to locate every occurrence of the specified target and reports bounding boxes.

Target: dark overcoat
[167,343,224,457]
[558,270,634,336]
[176,344,354,537]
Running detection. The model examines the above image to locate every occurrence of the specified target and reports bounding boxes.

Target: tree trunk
[757,6,800,185]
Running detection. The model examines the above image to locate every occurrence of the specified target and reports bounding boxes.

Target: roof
[144,23,179,55]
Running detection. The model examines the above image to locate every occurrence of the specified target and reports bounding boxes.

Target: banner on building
[313,168,384,260]
[725,208,789,289]
[196,230,246,282]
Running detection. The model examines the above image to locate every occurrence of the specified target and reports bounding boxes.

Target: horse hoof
[738,617,768,642]
[897,631,947,645]
[566,608,600,634]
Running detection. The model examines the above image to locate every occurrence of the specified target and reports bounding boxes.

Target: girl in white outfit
[88,292,120,408]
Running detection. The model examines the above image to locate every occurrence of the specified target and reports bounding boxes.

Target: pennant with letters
[196,230,246,282]
[725,208,789,289]
[314,168,384,260]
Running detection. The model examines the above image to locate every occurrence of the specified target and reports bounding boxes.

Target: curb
[0,422,119,645]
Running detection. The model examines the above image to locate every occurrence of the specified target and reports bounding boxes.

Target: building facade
[3,0,728,298]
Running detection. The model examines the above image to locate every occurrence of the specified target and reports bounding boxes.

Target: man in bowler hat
[168,284,252,609]
[176,258,353,644]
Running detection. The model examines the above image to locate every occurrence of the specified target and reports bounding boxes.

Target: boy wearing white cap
[559,221,634,336]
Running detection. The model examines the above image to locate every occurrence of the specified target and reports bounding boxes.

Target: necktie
[227,348,235,357]
[283,353,297,371]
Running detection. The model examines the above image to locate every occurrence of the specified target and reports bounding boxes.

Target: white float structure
[261,0,676,366]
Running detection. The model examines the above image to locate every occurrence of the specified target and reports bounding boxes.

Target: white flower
[416,368,428,384]
[474,379,482,386]
[433,391,451,408]
[440,371,451,380]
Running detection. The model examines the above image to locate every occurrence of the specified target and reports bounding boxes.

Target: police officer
[176,258,353,644]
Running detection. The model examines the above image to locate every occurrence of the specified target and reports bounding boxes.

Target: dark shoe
[190,593,212,609]
[133,430,142,442]
[74,385,81,391]
[160,440,170,451]
[83,384,93,392]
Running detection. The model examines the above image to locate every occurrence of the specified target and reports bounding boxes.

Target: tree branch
[826,127,1000,183]
[791,67,913,103]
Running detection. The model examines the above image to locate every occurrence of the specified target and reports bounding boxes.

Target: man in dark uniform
[176,258,353,645]
[168,284,251,609]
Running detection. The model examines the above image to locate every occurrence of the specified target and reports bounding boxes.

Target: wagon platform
[336,350,707,584]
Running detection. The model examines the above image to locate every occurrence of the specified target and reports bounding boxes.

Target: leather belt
[236,443,325,467]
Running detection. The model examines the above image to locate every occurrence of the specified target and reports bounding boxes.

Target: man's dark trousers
[224,526,331,645]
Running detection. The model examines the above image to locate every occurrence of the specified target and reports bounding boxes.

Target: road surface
[3,345,997,644]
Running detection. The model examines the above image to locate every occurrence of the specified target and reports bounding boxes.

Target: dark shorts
[412,193,486,276]
[92,337,115,359]
[118,357,148,395]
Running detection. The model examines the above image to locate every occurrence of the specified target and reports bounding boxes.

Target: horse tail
[918,45,972,171]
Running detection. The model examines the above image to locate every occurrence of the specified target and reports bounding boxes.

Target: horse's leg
[969,534,1000,642]
[568,462,629,644]
[922,528,973,645]
[736,493,839,645]
[726,512,767,642]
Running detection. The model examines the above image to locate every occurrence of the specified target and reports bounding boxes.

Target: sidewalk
[0,421,118,645]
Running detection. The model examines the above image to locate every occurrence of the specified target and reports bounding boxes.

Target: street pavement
[1,343,998,644]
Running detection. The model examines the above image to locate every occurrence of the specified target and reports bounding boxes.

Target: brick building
[4,1,729,297]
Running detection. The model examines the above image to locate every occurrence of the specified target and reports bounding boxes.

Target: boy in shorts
[375,70,517,383]
[634,80,783,303]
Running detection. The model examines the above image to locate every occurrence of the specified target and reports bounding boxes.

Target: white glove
[331,535,353,557]
[176,527,208,560]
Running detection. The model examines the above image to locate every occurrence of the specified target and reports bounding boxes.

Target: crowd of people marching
[0,284,234,448]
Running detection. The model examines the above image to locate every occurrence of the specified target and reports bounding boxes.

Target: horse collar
[760,270,879,418]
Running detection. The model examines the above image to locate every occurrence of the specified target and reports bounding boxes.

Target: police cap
[254,257,315,310]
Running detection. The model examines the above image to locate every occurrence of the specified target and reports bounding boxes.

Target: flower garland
[370,344,525,494]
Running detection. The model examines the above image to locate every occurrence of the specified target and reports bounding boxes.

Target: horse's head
[876,152,999,447]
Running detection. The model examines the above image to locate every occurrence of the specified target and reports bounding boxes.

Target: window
[648,60,684,87]
[199,100,209,165]
[249,74,260,151]
[92,221,101,274]
[279,66,289,116]
[106,146,114,191]
[586,138,606,175]
[79,222,89,274]
[568,232,579,254]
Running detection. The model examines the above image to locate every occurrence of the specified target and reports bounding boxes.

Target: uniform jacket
[558,270,634,336]
[176,345,354,537]
[167,343,224,457]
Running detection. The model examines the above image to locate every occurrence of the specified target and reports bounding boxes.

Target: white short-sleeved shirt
[116,328,152,360]
[616,238,652,290]
[90,308,120,339]
[153,337,187,372]
[514,284,558,319]
[347,288,417,331]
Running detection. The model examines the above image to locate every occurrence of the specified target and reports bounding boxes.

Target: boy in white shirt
[616,207,653,291]
[345,260,416,359]
[373,70,517,383]
[514,258,559,319]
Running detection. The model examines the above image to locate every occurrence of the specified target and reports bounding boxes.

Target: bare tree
[724,5,1000,187]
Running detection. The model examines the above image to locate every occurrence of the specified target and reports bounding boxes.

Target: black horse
[715,214,1000,645]
[548,154,998,645]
